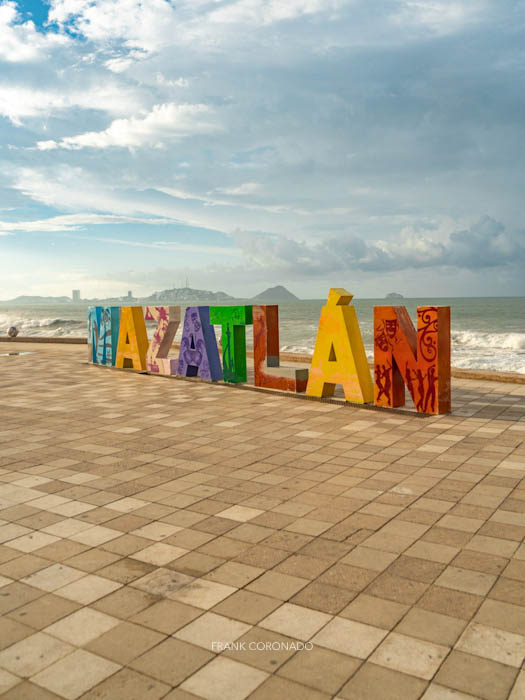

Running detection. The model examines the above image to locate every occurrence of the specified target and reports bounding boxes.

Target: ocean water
[1,297,524,374]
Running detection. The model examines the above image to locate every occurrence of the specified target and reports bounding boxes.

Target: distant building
[127,290,133,299]
[72,289,81,302]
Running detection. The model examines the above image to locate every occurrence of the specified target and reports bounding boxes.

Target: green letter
[209,306,253,383]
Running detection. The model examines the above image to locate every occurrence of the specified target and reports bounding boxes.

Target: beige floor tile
[0,617,33,650]
[370,632,449,680]
[204,561,264,587]
[41,519,93,538]
[44,608,120,646]
[436,566,497,595]
[341,594,408,629]
[130,599,202,634]
[221,627,298,672]
[49,501,96,517]
[466,535,518,558]
[246,571,308,600]
[509,670,525,700]
[435,650,518,700]
[21,564,85,592]
[474,598,525,636]
[249,675,330,700]
[5,532,60,553]
[0,524,33,544]
[85,621,166,664]
[0,632,74,676]
[421,684,479,699]
[130,638,213,686]
[130,522,181,541]
[180,656,268,700]
[340,547,397,572]
[130,567,195,597]
[175,611,251,651]
[259,603,331,641]
[278,646,360,695]
[168,578,237,609]
[105,497,149,513]
[31,648,120,699]
[69,526,121,546]
[77,668,170,700]
[212,590,281,625]
[404,540,459,563]
[312,617,387,658]
[339,662,427,700]
[217,506,264,522]
[285,518,332,536]
[396,608,466,646]
[56,574,121,604]
[130,542,187,565]
[7,593,80,630]
[0,668,20,694]
[456,622,525,667]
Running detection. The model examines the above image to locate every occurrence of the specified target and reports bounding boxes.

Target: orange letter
[373,306,451,414]
[253,305,308,392]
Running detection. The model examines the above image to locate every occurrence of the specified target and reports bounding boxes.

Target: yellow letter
[306,288,373,403]
[115,306,149,371]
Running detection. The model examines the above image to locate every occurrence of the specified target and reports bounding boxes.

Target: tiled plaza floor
[1,342,525,700]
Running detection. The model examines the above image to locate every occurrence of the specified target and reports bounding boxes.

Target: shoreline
[2,335,525,385]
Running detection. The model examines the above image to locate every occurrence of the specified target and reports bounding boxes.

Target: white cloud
[208,0,346,25]
[216,182,261,195]
[0,82,143,125]
[48,0,179,52]
[391,1,488,35]
[233,217,525,274]
[37,103,221,150]
[0,213,183,233]
[0,1,69,63]
[62,233,242,257]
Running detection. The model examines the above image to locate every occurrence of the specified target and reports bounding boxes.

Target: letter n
[145,306,180,375]
[306,288,373,403]
[115,306,149,370]
[373,305,451,414]
[253,305,308,392]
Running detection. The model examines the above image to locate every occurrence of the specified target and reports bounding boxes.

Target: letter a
[306,288,373,403]
[115,306,149,371]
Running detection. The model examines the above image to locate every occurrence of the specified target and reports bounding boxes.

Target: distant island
[386,292,404,299]
[251,285,299,302]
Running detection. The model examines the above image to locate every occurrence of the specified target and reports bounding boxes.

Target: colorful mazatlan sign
[88,289,451,414]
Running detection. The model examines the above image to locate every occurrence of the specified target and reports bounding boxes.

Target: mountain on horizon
[4,295,72,304]
[146,286,235,302]
[251,285,299,301]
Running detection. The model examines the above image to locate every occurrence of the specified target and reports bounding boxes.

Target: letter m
[373,306,451,414]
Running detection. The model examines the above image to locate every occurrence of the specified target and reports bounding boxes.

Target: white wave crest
[452,330,525,351]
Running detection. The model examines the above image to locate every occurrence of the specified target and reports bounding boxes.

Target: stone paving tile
[2,342,525,700]
[180,656,268,700]
[31,648,121,699]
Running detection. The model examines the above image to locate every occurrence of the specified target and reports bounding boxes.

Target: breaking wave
[0,314,85,337]
[452,330,525,351]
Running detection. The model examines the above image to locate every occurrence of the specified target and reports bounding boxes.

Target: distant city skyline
[1,0,525,300]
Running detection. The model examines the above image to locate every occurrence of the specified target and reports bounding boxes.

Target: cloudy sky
[1,0,524,300]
